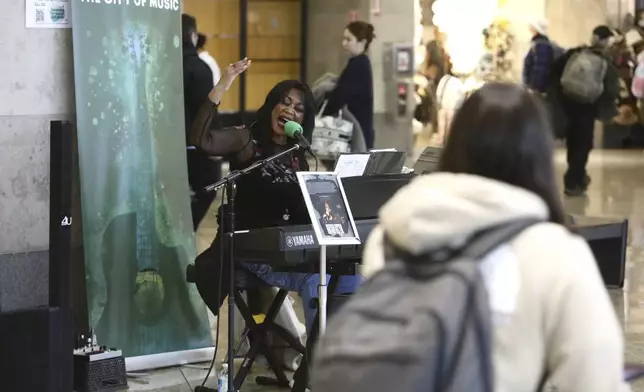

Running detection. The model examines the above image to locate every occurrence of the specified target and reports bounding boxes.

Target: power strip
[194,386,217,392]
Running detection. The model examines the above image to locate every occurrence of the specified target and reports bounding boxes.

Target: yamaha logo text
[285,234,315,248]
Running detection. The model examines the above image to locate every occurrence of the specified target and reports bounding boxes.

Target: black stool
[232,271,306,389]
[186,264,306,390]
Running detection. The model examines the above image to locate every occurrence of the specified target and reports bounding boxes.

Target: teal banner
[71,0,211,357]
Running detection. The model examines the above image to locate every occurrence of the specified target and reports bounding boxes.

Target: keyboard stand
[232,288,306,390]
[291,275,342,392]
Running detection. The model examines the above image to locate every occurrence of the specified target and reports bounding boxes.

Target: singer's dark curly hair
[251,80,316,170]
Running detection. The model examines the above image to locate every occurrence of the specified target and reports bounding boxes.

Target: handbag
[631,61,644,99]
[311,100,354,161]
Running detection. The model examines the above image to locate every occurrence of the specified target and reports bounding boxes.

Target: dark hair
[196,33,206,50]
[346,21,376,51]
[182,14,197,45]
[251,80,316,170]
[438,83,567,225]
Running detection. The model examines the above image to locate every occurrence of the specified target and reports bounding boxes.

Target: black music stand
[413,146,443,174]
[204,143,303,392]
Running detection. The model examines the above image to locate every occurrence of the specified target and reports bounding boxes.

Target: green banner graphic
[71,0,211,357]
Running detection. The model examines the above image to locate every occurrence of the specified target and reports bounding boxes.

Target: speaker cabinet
[0,307,73,392]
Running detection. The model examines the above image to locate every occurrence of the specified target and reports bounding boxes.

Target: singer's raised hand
[208,58,251,105]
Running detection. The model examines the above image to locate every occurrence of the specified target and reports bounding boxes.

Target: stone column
[0,2,75,311]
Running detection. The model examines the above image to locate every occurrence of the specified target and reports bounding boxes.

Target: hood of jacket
[362,173,549,276]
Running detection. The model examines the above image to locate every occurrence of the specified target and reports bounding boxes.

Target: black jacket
[547,45,620,136]
[324,54,375,149]
[549,46,619,117]
[183,45,215,142]
[183,44,219,195]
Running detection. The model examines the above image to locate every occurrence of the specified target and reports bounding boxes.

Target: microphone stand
[204,143,302,392]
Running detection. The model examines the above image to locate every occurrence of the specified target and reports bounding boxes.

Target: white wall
[547,0,608,49]
[497,0,546,81]
[0,2,75,254]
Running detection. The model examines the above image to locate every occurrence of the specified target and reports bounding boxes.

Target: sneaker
[583,175,591,189]
[564,186,586,197]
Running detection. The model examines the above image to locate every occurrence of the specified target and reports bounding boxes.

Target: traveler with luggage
[549,25,620,196]
[313,83,627,392]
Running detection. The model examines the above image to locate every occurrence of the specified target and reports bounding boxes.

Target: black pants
[193,234,273,317]
[364,127,375,150]
[563,105,595,189]
[187,149,222,230]
[194,234,230,316]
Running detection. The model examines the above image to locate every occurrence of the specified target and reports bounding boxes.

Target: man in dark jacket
[182,14,221,230]
[523,19,555,94]
[549,25,620,197]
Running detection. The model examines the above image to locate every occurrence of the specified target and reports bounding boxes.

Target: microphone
[284,121,312,151]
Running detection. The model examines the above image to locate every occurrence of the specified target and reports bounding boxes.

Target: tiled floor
[135,148,644,391]
[558,150,644,392]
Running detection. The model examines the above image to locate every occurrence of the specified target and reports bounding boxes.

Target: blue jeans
[241,263,361,333]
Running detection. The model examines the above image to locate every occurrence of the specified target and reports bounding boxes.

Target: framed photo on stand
[296,172,360,246]
[296,171,360,335]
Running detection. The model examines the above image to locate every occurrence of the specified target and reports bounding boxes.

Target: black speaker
[575,218,628,289]
[50,120,88,334]
[47,120,85,392]
[0,306,73,392]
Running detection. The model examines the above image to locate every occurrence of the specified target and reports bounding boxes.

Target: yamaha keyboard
[232,218,379,267]
[230,174,413,267]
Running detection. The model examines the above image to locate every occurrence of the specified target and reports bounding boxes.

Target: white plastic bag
[311,100,354,161]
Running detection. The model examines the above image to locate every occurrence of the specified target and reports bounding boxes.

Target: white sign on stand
[26,0,72,29]
[296,172,360,335]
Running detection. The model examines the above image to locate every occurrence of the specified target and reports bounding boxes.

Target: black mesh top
[189,100,310,230]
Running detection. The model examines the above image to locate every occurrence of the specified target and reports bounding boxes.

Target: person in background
[182,14,220,230]
[323,21,376,149]
[414,27,452,135]
[549,25,620,196]
[420,26,450,87]
[196,33,222,87]
[361,83,628,392]
[611,30,639,127]
[434,74,465,146]
[523,19,555,94]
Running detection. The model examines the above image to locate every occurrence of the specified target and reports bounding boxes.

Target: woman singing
[190,58,360,332]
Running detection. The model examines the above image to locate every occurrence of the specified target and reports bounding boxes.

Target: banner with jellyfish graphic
[70,0,212,359]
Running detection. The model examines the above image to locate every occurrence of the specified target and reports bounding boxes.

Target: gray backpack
[312,219,540,392]
[560,48,607,103]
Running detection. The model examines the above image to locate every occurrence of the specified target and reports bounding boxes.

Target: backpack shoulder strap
[461,218,542,260]
[384,218,542,264]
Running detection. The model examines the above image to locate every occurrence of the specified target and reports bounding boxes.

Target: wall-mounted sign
[26,0,72,29]
[395,46,414,74]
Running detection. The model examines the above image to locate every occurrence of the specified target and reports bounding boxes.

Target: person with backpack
[523,19,561,94]
[312,83,628,392]
[549,25,620,196]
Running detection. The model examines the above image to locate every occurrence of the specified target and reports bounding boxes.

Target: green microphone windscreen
[284,121,303,138]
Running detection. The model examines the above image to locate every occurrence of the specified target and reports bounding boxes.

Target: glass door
[183,0,307,115]
[184,0,241,112]
[244,0,305,111]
